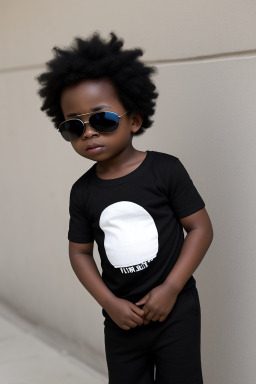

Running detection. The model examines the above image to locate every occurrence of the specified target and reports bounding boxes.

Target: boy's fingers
[132,313,144,326]
[159,314,167,322]
[143,305,150,316]
[145,311,155,322]
[129,320,139,328]
[135,294,149,306]
[131,304,144,317]
[122,324,131,330]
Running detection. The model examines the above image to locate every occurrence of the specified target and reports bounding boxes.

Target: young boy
[37,32,213,384]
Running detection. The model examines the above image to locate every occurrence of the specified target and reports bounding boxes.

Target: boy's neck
[95,147,147,180]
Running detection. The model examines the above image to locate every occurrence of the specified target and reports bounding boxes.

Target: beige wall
[1,1,256,382]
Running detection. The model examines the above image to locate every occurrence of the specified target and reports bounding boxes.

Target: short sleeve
[68,183,94,243]
[168,159,205,218]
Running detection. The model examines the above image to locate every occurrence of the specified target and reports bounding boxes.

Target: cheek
[71,141,83,155]
[71,142,77,151]
[114,125,133,141]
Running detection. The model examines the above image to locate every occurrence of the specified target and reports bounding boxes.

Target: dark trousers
[104,285,203,384]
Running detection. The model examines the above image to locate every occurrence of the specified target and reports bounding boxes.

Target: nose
[82,121,99,139]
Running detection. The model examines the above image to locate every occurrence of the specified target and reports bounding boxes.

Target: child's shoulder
[149,150,180,168]
[146,151,184,187]
[70,164,95,192]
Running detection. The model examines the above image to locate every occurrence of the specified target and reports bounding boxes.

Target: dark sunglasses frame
[58,111,129,142]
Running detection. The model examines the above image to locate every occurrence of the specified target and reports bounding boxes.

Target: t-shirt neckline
[91,150,153,187]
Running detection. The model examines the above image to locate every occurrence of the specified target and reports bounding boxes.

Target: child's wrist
[162,279,182,295]
[101,292,118,312]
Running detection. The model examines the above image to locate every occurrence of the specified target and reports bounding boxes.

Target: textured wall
[1,0,256,69]
[1,1,256,382]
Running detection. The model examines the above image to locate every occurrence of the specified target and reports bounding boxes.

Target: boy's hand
[105,297,144,330]
[136,284,178,324]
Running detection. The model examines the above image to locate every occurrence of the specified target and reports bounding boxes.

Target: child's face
[60,78,142,163]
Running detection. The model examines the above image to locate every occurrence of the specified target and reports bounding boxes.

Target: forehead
[60,78,121,114]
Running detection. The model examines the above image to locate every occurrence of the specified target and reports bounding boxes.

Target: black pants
[104,285,203,384]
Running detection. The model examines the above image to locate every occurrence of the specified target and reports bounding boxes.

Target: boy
[37,32,213,384]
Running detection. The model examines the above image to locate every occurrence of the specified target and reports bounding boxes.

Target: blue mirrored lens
[89,112,119,133]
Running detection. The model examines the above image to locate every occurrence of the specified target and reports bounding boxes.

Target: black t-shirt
[68,151,205,314]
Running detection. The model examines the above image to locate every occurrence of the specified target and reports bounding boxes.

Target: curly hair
[37,32,158,135]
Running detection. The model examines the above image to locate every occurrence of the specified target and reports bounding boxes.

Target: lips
[85,143,104,153]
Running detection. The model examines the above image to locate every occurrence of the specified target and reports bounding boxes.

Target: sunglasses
[58,111,129,142]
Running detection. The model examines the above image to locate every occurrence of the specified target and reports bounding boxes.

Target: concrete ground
[0,302,107,384]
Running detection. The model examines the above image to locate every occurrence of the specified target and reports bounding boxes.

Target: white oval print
[99,201,159,268]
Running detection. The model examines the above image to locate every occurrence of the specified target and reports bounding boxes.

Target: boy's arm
[69,241,144,330]
[136,207,213,323]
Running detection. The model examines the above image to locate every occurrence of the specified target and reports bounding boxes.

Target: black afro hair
[37,32,158,135]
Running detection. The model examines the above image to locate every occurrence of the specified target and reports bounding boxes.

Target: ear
[130,113,143,134]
